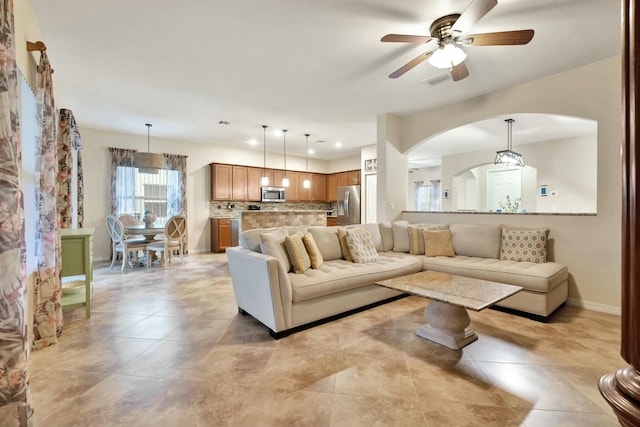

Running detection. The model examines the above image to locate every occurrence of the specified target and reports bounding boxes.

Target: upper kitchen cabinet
[326,174,337,201]
[298,173,312,202]
[347,170,360,185]
[232,166,248,200]
[247,167,265,201]
[312,174,326,202]
[337,172,348,187]
[284,171,299,201]
[211,163,232,200]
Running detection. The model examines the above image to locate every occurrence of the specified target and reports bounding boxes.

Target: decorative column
[598,1,640,425]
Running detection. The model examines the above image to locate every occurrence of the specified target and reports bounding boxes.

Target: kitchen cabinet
[298,173,312,202]
[337,172,348,187]
[312,174,326,201]
[211,164,232,200]
[232,166,248,200]
[347,170,360,185]
[272,170,285,189]
[326,174,337,201]
[326,217,337,227]
[247,167,263,201]
[211,218,231,253]
[284,171,299,201]
[61,228,94,318]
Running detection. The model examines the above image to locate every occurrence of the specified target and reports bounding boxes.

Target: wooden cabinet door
[211,164,232,200]
[326,174,337,201]
[298,172,312,201]
[247,167,263,201]
[337,172,348,187]
[211,218,231,252]
[326,217,337,227]
[260,169,274,188]
[272,170,285,188]
[285,171,299,201]
[312,174,326,202]
[347,170,360,185]
[232,166,248,201]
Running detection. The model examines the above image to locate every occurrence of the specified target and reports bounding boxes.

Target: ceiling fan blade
[450,61,469,81]
[462,29,534,46]
[381,34,435,43]
[451,0,498,35]
[389,51,433,78]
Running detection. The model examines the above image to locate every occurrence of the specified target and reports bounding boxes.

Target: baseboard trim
[567,297,621,316]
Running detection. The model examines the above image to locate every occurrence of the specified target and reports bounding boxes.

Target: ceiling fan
[381,0,534,81]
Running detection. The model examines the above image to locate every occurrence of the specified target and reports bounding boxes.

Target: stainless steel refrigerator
[336,185,361,225]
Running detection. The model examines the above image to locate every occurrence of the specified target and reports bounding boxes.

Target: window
[415,181,441,211]
[115,167,181,224]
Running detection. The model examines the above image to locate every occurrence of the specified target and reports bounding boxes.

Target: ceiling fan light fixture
[428,42,467,69]
[495,118,524,167]
[133,123,163,174]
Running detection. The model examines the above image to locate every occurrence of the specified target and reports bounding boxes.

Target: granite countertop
[238,209,328,213]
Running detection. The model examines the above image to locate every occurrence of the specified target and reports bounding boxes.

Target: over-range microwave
[261,186,286,202]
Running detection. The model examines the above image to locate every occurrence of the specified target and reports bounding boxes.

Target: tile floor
[29,253,625,426]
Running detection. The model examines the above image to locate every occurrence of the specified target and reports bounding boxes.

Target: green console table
[60,228,94,318]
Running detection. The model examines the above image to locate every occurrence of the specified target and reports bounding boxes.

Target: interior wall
[395,56,621,311]
[377,114,408,222]
[79,127,331,260]
[327,155,360,173]
[440,134,597,213]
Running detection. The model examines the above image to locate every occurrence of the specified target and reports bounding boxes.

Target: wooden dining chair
[146,214,186,269]
[106,215,148,271]
[118,214,144,241]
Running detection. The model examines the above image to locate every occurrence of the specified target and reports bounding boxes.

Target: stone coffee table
[376,271,522,350]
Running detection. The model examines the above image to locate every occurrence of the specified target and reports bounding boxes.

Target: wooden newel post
[599,1,640,425]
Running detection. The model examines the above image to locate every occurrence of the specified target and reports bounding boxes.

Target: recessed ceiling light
[308,149,315,155]
[273,129,283,137]
[335,142,343,148]
[247,139,257,146]
[316,140,325,144]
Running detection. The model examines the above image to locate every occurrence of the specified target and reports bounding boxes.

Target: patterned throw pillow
[500,226,549,263]
[284,231,312,274]
[423,229,456,257]
[302,233,324,269]
[345,228,380,263]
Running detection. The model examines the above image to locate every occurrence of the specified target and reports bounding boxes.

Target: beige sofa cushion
[349,223,383,252]
[379,223,394,252]
[450,224,501,258]
[260,228,292,272]
[289,252,423,302]
[346,228,380,263]
[308,227,343,261]
[408,223,449,255]
[422,255,568,293]
[240,227,279,252]
[392,221,410,252]
[337,227,354,261]
[285,231,312,274]
[500,225,549,263]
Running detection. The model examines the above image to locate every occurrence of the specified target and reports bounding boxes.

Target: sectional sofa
[226,222,568,338]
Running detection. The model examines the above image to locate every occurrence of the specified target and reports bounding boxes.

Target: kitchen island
[238,210,326,232]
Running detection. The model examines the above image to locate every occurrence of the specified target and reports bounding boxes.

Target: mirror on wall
[408,113,598,214]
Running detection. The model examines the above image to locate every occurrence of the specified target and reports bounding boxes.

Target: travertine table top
[376,270,522,311]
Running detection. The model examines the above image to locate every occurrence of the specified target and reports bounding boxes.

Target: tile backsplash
[209,201,334,218]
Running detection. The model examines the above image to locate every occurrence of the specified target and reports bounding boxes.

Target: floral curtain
[164,153,188,252]
[0,0,34,424]
[32,49,62,351]
[57,108,83,228]
[108,147,136,215]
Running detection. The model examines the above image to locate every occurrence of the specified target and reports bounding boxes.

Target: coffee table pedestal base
[416,300,478,350]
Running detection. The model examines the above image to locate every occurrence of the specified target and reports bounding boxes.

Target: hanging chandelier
[495,118,524,167]
[281,129,289,187]
[133,123,163,174]
[261,125,269,186]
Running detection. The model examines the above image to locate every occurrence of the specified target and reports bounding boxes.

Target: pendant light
[495,118,524,167]
[261,125,269,186]
[133,123,163,174]
[302,133,311,189]
[281,129,289,187]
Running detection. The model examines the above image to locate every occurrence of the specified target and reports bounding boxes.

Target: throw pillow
[284,231,312,273]
[500,225,549,263]
[337,227,354,261]
[302,233,324,269]
[259,228,292,272]
[408,224,449,255]
[423,229,456,257]
[346,228,380,263]
[391,221,410,252]
[378,223,394,252]
[450,224,501,259]
[349,223,384,252]
[308,227,343,261]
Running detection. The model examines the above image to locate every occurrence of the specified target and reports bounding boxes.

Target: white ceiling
[30,0,621,162]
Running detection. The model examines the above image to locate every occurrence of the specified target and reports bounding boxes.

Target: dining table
[124,223,166,267]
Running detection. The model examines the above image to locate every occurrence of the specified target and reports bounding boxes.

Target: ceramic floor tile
[26,254,629,427]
